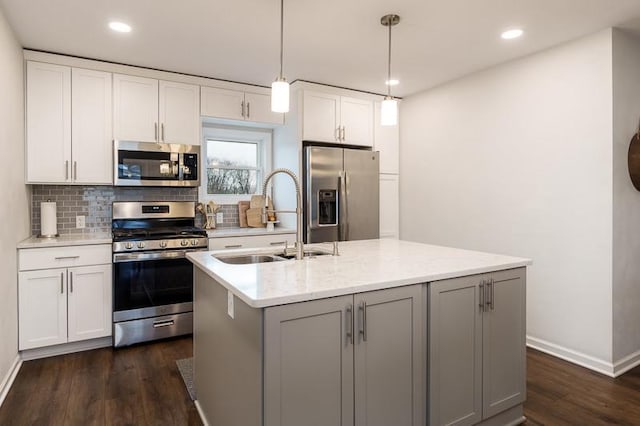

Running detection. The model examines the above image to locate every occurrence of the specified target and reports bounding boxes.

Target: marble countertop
[17,233,112,249]
[207,227,296,238]
[187,239,532,308]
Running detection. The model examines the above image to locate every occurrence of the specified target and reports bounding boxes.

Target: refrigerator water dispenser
[318,190,337,225]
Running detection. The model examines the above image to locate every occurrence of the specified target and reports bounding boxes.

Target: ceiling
[2,0,640,97]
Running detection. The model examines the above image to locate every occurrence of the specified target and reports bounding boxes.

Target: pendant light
[380,14,400,126]
[271,0,289,113]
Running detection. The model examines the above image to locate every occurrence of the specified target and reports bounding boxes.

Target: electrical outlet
[75,215,85,229]
[216,212,224,223]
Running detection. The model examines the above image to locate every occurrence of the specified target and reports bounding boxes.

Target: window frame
[199,126,273,204]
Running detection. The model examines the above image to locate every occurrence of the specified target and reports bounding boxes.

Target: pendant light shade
[271,0,289,113]
[271,78,290,113]
[381,96,398,126]
[380,14,400,126]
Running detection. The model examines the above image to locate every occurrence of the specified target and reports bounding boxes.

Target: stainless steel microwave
[114,140,200,187]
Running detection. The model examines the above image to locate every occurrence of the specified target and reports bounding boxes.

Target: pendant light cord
[279,0,284,79]
[387,22,392,97]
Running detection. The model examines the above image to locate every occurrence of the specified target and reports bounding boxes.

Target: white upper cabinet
[374,101,400,174]
[201,86,284,125]
[114,75,200,144]
[26,61,112,184]
[340,96,373,146]
[245,92,283,124]
[302,91,340,142]
[71,68,112,184]
[159,80,200,144]
[113,74,159,142]
[201,87,245,121]
[302,90,373,146]
[26,61,71,183]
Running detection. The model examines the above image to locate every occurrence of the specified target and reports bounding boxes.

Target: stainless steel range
[111,201,208,347]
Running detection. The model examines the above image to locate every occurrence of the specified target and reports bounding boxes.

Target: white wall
[612,29,640,366]
[401,30,615,368]
[0,6,29,396]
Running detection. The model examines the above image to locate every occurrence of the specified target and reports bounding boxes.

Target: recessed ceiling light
[501,29,523,40]
[109,21,132,33]
[385,79,399,86]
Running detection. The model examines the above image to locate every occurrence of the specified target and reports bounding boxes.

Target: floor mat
[176,357,195,401]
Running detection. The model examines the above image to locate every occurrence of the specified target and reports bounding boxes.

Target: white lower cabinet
[18,245,112,351]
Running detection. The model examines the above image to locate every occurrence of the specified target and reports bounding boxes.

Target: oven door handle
[113,249,204,263]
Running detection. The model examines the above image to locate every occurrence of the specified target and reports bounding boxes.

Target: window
[206,140,259,194]
[200,126,272,203]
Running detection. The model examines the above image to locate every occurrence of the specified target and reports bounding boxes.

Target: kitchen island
[187,239,531,426]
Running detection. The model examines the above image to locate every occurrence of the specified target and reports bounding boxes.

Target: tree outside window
[206,140,260,195]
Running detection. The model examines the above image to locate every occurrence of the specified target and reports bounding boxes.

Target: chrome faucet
[262,168,304,260]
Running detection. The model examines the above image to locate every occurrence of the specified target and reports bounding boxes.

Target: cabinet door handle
[479,281,485,312]
[65,160,69,180]
[346,304,354,345]
[54,256,80,260]
[60,272,64,294]
[224,244,242,249]
[241,100,245,118]
[246,102,250,118]
[490,278,495,310]
[154,122,158,142]
[69,271,73,293]
[73,161,77,181]
[161,123,165,142]
[269,241,286,246]
[335,127,340,141]
[341,126,346,141]
[485,279,491,311]
[359,301,367,342]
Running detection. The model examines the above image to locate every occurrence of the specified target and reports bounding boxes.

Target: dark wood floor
[524,348,640,425]
[3,339,640,425]
[0,336,201,426]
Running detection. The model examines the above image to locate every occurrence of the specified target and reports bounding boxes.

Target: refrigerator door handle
[343,171,349,240]
[338,172,346,241]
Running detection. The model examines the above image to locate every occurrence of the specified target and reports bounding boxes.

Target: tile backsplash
[31,185,240,236]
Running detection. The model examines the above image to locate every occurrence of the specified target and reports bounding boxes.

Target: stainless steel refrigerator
[303,145,379,243]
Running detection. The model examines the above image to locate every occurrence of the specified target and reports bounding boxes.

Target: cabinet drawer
[209,234,296,250]
[19,244,111,271]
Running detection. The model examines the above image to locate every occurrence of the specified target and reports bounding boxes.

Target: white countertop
[187,239,532,308]
[207,227,296,238]
[17,233,112,249]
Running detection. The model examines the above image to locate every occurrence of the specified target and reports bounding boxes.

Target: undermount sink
[214,249,333,264]
[214,254,286,264]
[280,250,332,259]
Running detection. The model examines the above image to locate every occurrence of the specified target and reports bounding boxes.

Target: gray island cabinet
[429,267,526,426]
[187,239,531,426]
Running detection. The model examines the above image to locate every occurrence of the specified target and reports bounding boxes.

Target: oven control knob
[160,240,168,248]
[137,241,145,249]
[125,242,134,250]
[181,239,189,247]
[191,239,199,246]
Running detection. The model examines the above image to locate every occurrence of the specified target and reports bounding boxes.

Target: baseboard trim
[20,336,112,361]
[194,400,209,426]
[613,349,640,377]
[526,336,614,377]
[0,355,22,408]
